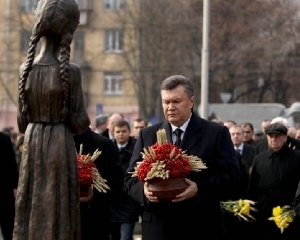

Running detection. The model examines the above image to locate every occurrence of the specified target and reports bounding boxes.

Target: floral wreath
[130,128,207,181]
[77,144,110,193]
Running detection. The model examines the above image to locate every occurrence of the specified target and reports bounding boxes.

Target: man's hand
[172,178,198,202]
[144,178,198,203]
[144,181,159,202]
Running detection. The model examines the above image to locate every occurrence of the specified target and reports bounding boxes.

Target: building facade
[0,0,140,131]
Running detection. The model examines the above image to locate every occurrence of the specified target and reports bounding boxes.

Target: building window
[104,0,125,11]
[20,30,31,53]
[104,73,123,95]
[75,0,93,10]
[20,0,39,12]
[73,31,85,62]
[105,30,123,52]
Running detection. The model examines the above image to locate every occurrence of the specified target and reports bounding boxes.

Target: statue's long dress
[13,63,90,240]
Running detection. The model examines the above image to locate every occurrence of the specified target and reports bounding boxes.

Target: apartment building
[0,0,139,131]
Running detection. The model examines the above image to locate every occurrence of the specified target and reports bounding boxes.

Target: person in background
[253,119,271,145]
[210,118,224,125]
[124,75,240,240]
[73,128,124,240]
[109,120,142,240]
[240,122,257,146]
[0,131,18,240]
[288,126,297,138]
[256,117,300,154]
[229,125,256,173]
[94,114,109,134]
[248,123,300,239]
[253,129,264,143]
[102,113,124,141]
[15,134,25,172]
[223,120,237,129]
[261,119,271,134]
[223,126,251,239]
[1,127,16,144]
[131,118,147,140]
[2,127,18,155]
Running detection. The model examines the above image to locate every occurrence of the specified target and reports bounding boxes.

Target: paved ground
[0,220,143,240]
[133,217,142,240]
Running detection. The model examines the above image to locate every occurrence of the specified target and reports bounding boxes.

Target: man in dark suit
[109,120,142,240]
[229,124,256,173]
[73,128,124,240]
[124,75,241,240]
[0,131,18,240]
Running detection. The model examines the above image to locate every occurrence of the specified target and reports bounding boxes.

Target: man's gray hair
[160,75,194,98]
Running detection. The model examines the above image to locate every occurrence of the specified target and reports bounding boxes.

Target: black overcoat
[109,136,142,223]
[248,144,300,239]
[73,129,124,240]
[0,132,18,240]
[124,113,240,240]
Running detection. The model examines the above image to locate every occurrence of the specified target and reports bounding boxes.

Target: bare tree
[0,0,36,108]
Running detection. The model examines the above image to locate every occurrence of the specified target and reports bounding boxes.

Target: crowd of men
[212,116,300,239]
[2,109,300,240]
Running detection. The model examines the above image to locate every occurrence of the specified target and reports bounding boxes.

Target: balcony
[76,0,93,26]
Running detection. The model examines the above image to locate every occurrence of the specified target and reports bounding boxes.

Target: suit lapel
[157,114,203,148]
[181,114,202,152]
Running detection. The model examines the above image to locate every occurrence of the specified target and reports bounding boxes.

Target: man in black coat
[248,123,300,239]
[124,75,240,240]
[73,128,124,240]
[0,131,18,240]
[109,120,142,240]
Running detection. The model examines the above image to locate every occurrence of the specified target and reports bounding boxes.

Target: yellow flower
[239,199,251,216]
[268,205,296,234]
[220,199,257,221]
[272,206,283,217]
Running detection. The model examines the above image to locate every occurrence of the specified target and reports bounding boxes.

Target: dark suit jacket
[242,143,257,172]
[109,136,142,223]
[73,128,124,240]
[101,129,109,139]
[124,113,240,240]
[0,132,18,206]
[0,132,18,239]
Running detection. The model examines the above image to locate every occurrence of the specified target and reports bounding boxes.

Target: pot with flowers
[130,129,207,201]
[77,144,110,197]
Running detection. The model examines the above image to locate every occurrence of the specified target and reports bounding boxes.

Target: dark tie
[174,128,183,147]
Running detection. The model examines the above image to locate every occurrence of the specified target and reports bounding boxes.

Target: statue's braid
[59,33,72,121]
[19,34,39,114]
